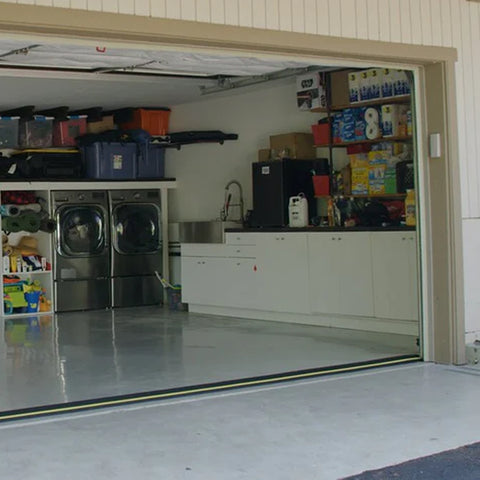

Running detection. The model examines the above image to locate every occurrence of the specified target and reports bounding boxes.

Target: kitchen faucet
[221,180,244,223]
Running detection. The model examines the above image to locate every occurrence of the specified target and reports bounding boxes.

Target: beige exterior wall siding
[0,0,476,218]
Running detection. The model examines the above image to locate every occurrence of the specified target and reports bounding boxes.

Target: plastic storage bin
[166,286,186,311]
[116,108,171,135]
[53,115,87,146]
[312,175,330,196]
[82,142,137,179]
[137,143,165,178]
[18,116,53,148]
[311,123,330,145]
[0,116,19,148]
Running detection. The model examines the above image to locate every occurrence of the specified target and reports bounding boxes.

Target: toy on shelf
[3,276,50,315]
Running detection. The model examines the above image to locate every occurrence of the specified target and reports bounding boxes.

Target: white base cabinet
[371,232,419,321]
[254,233,310,314]
[181,244,258,309]
[308,233,374,317]
[181,231,420,333]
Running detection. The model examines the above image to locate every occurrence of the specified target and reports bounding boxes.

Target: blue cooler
[83,142,137,179]
[137,143,165,179]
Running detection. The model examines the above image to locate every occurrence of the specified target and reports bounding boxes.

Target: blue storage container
[137,143,165,179]
[83,142,137,179]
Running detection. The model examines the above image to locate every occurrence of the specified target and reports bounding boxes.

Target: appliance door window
[58,206,106,256]
[113,204,161,254]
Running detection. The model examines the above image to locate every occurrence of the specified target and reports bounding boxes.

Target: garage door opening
[0,30,451,421]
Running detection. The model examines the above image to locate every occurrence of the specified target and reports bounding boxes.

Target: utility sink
[179,221,242,243]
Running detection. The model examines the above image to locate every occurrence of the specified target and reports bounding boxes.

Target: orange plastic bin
[116,108,171,136]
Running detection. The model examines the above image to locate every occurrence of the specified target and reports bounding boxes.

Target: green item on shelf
[385,167,397,194]
[2,215,23,233]
[18,212,41,233]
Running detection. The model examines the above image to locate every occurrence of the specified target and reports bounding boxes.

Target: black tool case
[6,149,83,179]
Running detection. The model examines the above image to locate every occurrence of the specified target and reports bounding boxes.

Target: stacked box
[18,116,53,148]
[359,70,370,101]
[0,116,19,148]
[368,150,390,195]
[341,108,356,142]
[348,72,360,103]
[137,143,165,179]
[350,153,369,195]
[83,142,137,179]
[369,69,382,99]
[269,133,316,159]
[382,69,394,98]
[385,167,397,194]
[296,72,327,110]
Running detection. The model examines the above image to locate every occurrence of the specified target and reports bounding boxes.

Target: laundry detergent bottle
[405,189,416,227]
[288,193,309,228]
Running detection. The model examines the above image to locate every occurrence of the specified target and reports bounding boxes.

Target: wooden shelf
[310,95,411,113]
[315,135,412,148]
[315,193,407,199]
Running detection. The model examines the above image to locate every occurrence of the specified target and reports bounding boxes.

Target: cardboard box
[381,68,394,98]
[368,69,382,100]
[348,72,360,104]
[296,72,327,111]
[269,133,316,159]
[341,164,352,195]
[87,115,115,134]
[359,70,370,101]
[258,149,271,162]
[329,70,351,107]
[351,167,369,194]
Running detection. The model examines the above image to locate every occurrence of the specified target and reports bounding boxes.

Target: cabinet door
[181,257,226,305]
[181,256,259,309]
[308,233,374,316]
[256,233,309,313]
[308,234,341,314]
[371,232,419,321]
[224,258,259,309]
[335,233,374,316]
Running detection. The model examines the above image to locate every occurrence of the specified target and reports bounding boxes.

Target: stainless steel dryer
[52,190,111,312]
[109,189,163,308]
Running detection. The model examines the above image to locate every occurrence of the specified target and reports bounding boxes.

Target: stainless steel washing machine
[109,189,163,308]
[52,190,111,312]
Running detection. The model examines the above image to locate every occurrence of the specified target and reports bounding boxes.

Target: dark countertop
[225,226,416,233]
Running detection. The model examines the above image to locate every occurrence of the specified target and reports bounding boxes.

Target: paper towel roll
[364,107,380,124]
[366,123,381,140]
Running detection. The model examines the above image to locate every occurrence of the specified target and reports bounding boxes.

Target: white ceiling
[0,38,324,110]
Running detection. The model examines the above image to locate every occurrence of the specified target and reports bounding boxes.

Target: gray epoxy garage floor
[0,306,417,411]
[1,363,479,480]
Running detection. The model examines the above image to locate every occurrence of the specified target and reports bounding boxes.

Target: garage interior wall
[0,0,476,343]
[168,80,313,221]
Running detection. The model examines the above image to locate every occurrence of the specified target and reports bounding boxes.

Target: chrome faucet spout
[221,180,244,223]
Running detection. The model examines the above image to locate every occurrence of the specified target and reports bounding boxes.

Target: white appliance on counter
[288,194,309,228]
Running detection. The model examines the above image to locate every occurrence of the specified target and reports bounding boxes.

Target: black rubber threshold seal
[0,354,421,423]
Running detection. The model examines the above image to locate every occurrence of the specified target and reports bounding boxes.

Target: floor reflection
[0,306,419,412]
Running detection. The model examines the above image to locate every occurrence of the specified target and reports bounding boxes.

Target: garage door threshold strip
[0,354,420,422]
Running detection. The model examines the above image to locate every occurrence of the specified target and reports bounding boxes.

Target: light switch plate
[429,133,441,158]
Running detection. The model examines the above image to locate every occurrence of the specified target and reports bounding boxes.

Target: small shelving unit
[1,189,54,318]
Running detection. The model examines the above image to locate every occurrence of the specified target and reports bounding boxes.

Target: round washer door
[112,203,161,254]
[57,205,107,257]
